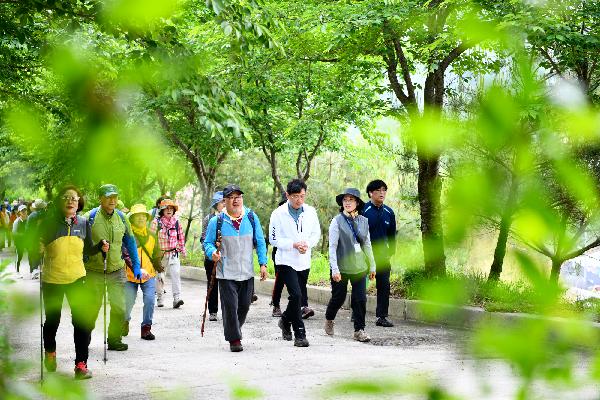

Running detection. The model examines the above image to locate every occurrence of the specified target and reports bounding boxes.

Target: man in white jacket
[269,179,321,347]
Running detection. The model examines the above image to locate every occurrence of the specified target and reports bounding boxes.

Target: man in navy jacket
[362,179,397,327]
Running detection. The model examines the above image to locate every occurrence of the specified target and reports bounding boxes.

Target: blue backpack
[216,209,257,248]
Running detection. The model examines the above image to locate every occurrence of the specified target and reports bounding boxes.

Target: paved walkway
[3,250,598,399]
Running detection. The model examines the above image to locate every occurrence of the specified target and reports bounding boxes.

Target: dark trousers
[277,265,306,338]
[376,263,391,318]
[272,265,309,309]
[29,247,41,273]
[42,278,92,364]
[15,244,25,272]
[219,278,254,342]
[326,271,367,331]
[204,258,219,314]
[86,269,126,344]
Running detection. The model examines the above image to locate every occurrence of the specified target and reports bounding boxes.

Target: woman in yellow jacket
[123,204,159,340]
[40,185,107,379]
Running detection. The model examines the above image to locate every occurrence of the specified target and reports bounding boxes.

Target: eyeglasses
[226,196,243,201]
[289,194,306,200]
[61,196,80,203]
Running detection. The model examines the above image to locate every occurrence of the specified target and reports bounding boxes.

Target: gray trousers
[218,278,254,342]
[86,269,126,343]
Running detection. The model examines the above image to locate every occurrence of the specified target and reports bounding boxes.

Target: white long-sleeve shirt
[269,202,321,271]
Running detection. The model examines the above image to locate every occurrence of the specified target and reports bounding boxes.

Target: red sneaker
[74,361,92,380]
[229,340,243,352]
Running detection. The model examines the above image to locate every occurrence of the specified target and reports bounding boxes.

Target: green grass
[183,248,600,321]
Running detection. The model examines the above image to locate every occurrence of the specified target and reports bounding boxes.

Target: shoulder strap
[88,207,99,226]
[247,209,257,248]
[116,209,127,227]
[175,220,180,241]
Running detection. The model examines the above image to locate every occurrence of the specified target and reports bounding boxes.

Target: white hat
[17,205,27,213]
[31,199,47,210]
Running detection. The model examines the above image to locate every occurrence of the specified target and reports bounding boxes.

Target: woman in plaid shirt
[150,199,186,308]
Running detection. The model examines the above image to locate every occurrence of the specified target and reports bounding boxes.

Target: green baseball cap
[98,184,119,197]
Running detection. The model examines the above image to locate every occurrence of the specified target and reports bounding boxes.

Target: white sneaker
[31,269,40,279]
[157,297,164,308]
[353,330,371,343]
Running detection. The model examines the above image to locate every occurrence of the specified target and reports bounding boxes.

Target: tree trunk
[184,188,197,244]
[488,215,511,281]
[488,176,518,281]
[417,155,445,276]
[43,181,53,201]
[550,257,563,283]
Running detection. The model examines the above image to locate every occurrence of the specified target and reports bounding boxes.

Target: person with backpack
[203,184,268,352]
[39,185,107,379]
[362,179,397,327]
[123,204,158,340]
[200,191,225,321]
[12,204,28,275]
[324,188,376,343]
[150,198,186,309]
[85,184,141,352]
[269,179,321,347]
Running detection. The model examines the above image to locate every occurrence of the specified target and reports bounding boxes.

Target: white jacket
[268,202,321,271]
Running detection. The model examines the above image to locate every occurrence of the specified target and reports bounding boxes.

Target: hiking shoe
[173,299,184,309]
[294,336,310,347]
[157,297,164,308]
[141,324,155,340]
[251,294,258,303]
[209,313,218,321]
[31,269,40,279]
[230,340,243,352]
[324,320,335,336]
[107,340,128,351]
[44,351,57,372]
[376,317,394,327]
[278,318,293,341]
[301,307,315,319]
[353,330,371,342]
[122,321,129,337]
[74,361,92,380]
[272,306,282,317]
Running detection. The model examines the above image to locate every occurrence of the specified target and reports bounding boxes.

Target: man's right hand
[332,273,342,282]
[212,250,221,262]
[101,240,110,253]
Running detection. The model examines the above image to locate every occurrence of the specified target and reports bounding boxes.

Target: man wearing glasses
[85,184,142,351]
[203,184,268,352]
[362,180,397,327]
[269,179,320,347]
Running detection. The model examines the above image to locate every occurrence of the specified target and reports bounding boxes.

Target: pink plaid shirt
[150,216,186,257]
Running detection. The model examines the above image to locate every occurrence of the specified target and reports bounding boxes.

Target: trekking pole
[39,253,44,382]
[201,259,219,337]
[102,248,108,364]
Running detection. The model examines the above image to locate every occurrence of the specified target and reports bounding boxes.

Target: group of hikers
[7,177,397,379]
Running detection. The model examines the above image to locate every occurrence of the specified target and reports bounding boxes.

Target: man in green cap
[85,184,142,351]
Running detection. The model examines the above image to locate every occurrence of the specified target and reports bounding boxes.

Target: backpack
[88,207,128,229]
[216,209,257,248]
[87,207,130,264]
[156,218,180,241]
